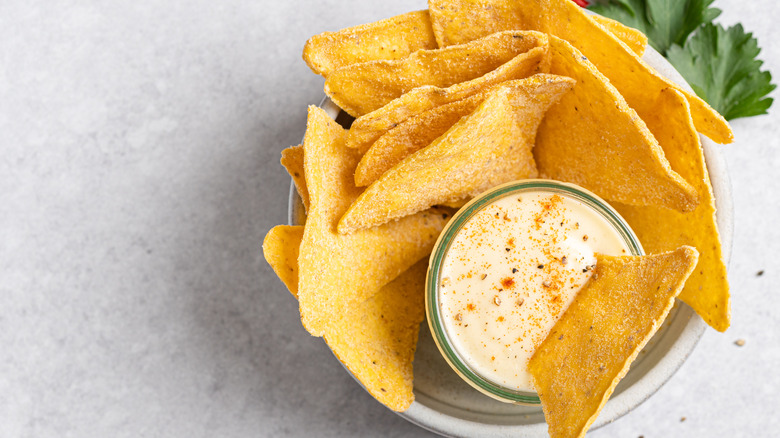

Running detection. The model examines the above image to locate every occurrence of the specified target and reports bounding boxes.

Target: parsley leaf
[667,23,775,120]
[589,0,720,55]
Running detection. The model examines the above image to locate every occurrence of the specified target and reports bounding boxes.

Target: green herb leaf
[667,23,775,120]
[589,0,721,55]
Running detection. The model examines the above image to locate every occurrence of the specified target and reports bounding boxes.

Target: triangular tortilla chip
[280,145,309,212]
[534,36,699,212]
[589,15,646,56]
[426,0,733,144]
[428,0,543,47]
[428,0,646,55]
[264,224,426,411]
[346,31,549,153]
[262,225,304,298]
[326,30,549,117]
[355,81,495,187]
[303,10,437,77]
[529,246,699,438]
[615,88,730,331]
[338,75,574,233]
[298,106,448,336]
[325,260,427,412]
[542,0,732,144]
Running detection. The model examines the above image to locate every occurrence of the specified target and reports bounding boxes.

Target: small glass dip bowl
[425,179,644,405]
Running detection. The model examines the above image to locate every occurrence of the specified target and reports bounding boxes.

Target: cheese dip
[427,180,641,402]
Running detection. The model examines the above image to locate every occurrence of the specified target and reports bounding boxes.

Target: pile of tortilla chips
[264,0,732,434]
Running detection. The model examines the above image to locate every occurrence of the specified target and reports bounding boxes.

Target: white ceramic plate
[288,45,733,438]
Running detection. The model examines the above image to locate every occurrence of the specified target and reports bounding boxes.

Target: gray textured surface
[1,1,778,437]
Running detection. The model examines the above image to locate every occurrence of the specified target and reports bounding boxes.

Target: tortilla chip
[303,10,437,77]
[325,30,549,117]
[264,226,426,412]
[529,246,699,438]
[534,37,699,212]
[426,0,733,144]
[326,260,428,412]
[262,225,304,298]
[589,15,646,56]
[615,88,730,331]
[339,75,574,234]
[355,88,487,187]
[543,0,732,144]
[346,32,549,153]
[428,0,543,47]
[357,71,603,187]
[280,145,309,212]
[427,0,645,55]
[297,106,448,336]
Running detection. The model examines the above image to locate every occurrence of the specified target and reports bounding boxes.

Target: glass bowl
[425,179,644,405]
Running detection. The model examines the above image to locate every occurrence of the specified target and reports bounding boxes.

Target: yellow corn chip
[534,37,699,212]
[326,30,549,117]
[543,0,732,144]
[589,15,647,56]
[346,32,549,153]
[355,89,486,187]
[428,0,645,55]
[303,10,437,77]
[357,71,603,187]
[280,145,309,212]
[339,75,574,234]
[262,225,304,298]
[428,0,543,47]
[298,106,448,336]
[615,88,730,331]
[426,0,733,144]
[264,225,426,412]
[325,260,427,412]
[529,246,699,438]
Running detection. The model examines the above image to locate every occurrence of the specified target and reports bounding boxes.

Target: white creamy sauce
[439,191,630,392]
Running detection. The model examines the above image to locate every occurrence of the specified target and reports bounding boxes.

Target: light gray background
[1,1,778,437]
